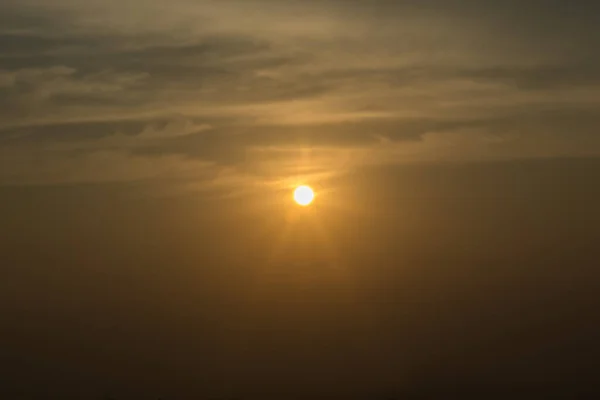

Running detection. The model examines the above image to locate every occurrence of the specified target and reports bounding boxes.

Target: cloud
[0,0,599,188]
[0,147,212,186]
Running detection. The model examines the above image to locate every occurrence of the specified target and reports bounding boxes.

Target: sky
[1,0,600,188]
[1,1,600,399]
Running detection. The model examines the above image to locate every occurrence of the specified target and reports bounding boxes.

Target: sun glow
[293,185,315,206]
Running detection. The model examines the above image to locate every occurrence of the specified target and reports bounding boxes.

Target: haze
[1,1,600,399]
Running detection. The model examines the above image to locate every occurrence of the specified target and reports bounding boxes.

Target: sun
[293,185,315,206]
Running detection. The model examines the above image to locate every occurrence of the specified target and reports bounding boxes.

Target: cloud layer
[1,0,599,188]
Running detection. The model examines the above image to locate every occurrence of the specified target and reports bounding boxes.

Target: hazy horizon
[2,1,600,398]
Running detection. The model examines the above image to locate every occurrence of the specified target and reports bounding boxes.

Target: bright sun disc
[293,185,315,206]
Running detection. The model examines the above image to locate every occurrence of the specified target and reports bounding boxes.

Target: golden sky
[2,3,600,397]
[1,0,599,191]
